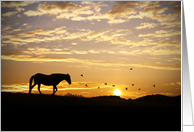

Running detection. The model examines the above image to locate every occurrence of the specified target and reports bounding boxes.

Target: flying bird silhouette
[85,84,87,87]
[98,87,100,89]
[112,85,115,87]
[132,84,134,86]
[125,88,128,90]
[130,68,133,70]
[153,85,155,87]
[138,88,141,90]
[81,74,83,77]
[105,83,107,85]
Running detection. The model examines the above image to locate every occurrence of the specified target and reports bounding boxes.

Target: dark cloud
[107,1,140,18]
[38,1,81,13]
[172,5,181,13]
[1,1,38,8]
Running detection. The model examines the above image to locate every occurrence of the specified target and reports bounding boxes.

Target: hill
[1,92,181,131]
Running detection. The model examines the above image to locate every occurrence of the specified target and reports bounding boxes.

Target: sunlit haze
[1,1,181,99]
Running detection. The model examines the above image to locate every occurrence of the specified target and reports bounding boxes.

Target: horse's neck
[60,74,67,81]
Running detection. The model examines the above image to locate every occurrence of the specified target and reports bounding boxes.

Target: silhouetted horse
[29,73,71,95]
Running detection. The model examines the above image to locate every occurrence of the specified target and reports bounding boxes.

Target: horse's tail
[29,75,34,94]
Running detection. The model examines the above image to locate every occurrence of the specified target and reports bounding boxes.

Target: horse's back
[35,73,47,76]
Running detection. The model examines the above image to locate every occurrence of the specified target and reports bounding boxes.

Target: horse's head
[66,73,71,85]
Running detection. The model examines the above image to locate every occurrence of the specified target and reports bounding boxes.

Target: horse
[29,73,71,95]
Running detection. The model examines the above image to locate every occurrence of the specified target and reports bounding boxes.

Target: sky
[1,1,181,99]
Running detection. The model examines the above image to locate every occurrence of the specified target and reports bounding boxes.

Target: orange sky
[1,1,181,99]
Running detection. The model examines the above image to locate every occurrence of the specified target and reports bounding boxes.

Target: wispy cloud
[2,11,18,17]
[135,22,159,30]
[1,53,181,70]
[163,82,181,86]
[139,30,181,38]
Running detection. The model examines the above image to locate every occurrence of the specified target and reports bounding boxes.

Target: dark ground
[1,92,181,131]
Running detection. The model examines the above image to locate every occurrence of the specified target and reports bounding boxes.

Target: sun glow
[114,89,121,96]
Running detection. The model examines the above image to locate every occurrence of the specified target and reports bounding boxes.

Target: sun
[114,89,121,96]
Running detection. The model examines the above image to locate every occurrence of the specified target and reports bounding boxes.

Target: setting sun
[114,89,121,96]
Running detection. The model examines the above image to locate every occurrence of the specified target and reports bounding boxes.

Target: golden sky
[1,1,181,99]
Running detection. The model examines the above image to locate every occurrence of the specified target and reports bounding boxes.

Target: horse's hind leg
[29,84,36,94]
[52,85,57,95]
[38,84,42,94]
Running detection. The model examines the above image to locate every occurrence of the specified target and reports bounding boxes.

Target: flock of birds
[80,68,156,91]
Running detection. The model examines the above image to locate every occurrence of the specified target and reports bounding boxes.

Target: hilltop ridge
[1,92,181,131]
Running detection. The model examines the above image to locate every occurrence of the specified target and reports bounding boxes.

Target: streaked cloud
[1,53,181,70]
[139,30,181,38]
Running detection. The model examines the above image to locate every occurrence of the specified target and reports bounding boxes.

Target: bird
[105,83,107,85]
[153,85,155,87]
[125,88,128,90]
[130,68,133,70]
[138,88,141,90]
[112,85,115,87]
[98,87,100,89]
[85,84,87,87]
[81,74,83,77]
[132,84,134,86]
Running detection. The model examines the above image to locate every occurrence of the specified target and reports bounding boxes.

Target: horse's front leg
[38,84,42,94]
[52,85,57,95]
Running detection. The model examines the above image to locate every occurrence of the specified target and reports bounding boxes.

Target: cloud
[17,14,22,18]
[1,1,39,8]
[21,1,181,26]
[22,47,73,55]
[85,1,150,24]
[163,82,181,86]
[159,40,181,47]
[71,42,77,45]
[22,23,28,26]
[1,25,12,31]
[16,7,25,12]
[1,53,181,70]
[159,1,181,4]
[172,58,181,61]
[135,22,159,30]
[72,50,88,54]
[172,5,181,14]
[1,26,67,45]
[142,46,181,55]
[139,30,181,38]
[24,1,106,21]
[23,10,45,16]
[88,50,100,54]
[176,82,181,86]
[82,29,131,42]
[2,11,18,17]
[161,19,181,28]
[1,83,28,92]
[12,28,22,32]
[139,2,181,26]
[106,2,137,19]
[170,83,175,86]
